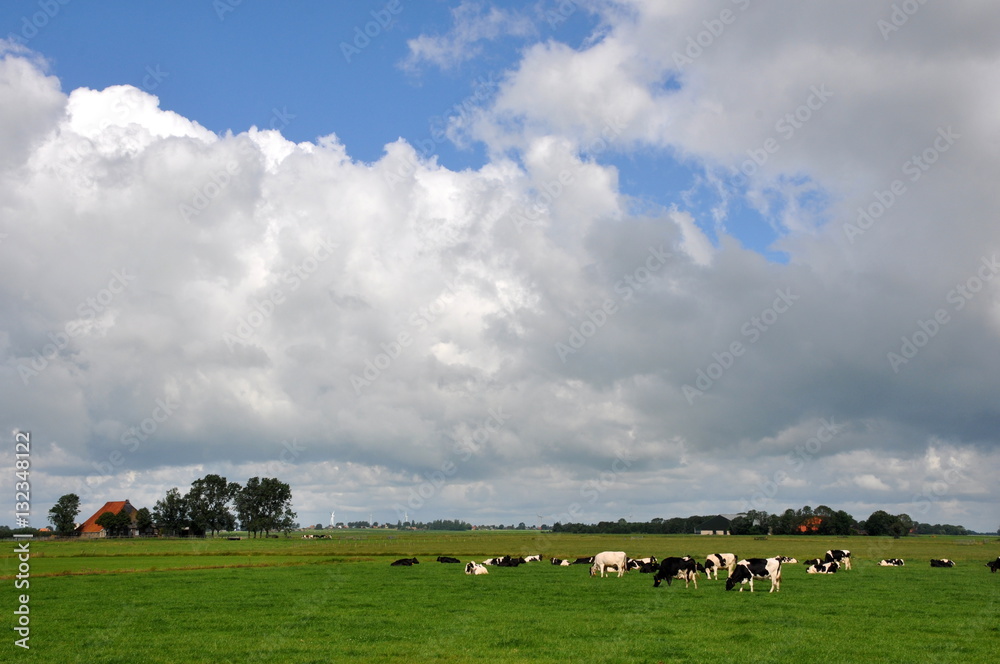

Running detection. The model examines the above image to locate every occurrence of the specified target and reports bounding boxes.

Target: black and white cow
[524,555,542,562]
[464,562,488,575]
[986,557,1000,573]
[652,557,699,588]
[878,558,905,567]
[930,559,955,567]
[625,558,658,573]
[802,558,823,566]
[437,556,461,563]
[497,556,525,567]
[704,553,737,580]
[775,556,798,564]
[572,556,595,565]
[726,558,782,592]
[807,560,839,574]
[824,549,852,570]
[390,557,419,566]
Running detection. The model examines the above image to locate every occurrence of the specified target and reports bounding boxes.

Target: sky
[1,0,998,533]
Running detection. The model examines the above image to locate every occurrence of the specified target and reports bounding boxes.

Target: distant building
[696,514,745,535]
[798,516,823,533]
[76,499,139,538]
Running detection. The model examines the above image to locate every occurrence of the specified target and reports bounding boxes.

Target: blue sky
[2,1,998,533]
[2,0,782,259]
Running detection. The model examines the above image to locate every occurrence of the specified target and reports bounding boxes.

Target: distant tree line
[551,506,974,537]
[393,519,473,531]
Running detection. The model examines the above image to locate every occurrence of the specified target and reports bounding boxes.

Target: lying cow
[572,556,594,565]
[824,549,852,570]
[590,551,629,578]
[390,557,419,566]
[986,557,1000,573]
[726,558,782,592]
[802,558,823,566]
[775,556,798,564]
[930,559,955,567]
[653,556,698,588]
[807,561,839,574]
[879,558,905,567]
[464,562,488,575]
[704,553,737,580]
[524,555,542,562]
[550,558,573,566]
[437,556,461,563]
[499,556,526,567]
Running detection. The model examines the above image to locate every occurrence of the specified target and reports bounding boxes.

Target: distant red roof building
[76,499,139,538]
[798,516,823,533]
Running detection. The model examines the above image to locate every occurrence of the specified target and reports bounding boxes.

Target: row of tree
[45,474,296,538]
[153,475,297,538]
[552,505,974,537]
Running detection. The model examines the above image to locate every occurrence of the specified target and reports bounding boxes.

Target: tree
[95,509,132,537]
[236,477,293,537]
[135,507,154,536]
[153,487,189,536]
[278,508,299,536]
[48,493,81,535]
[187,474,240,537]
[864,510,896,536]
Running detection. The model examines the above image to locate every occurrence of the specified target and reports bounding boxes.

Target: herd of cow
[389,552,1000,590]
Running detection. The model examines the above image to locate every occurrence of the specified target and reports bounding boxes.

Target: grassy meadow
[3,531,998,663]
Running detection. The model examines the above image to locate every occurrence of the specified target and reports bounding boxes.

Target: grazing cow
[590,551,629,578]
[802,558,823,566]
[464,562,489,575]
[930,559,955,567]
[652,557,699,588]
[524,555,542,562]
[807,561,839,574]
[824,549,852,571]
[726,558,782,592]
[704,553,737,580]
[437,556,461,563]
[775,556,798,564]
[390,557,419,566]
[879,559,905,567]
[986,557,1000,573]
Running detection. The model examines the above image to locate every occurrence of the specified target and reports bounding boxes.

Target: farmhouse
[696,514,743,535]
[76,499,140,538]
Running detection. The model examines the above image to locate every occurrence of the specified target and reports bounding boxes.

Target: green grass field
[3,532,998,663]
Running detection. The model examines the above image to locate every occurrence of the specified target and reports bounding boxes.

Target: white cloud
[4,1,1000,532]
[403,1,536,72]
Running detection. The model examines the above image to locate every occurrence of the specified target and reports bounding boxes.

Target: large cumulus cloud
[2,0,999,533]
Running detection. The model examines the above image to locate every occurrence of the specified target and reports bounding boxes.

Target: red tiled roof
[76,500,136,534]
